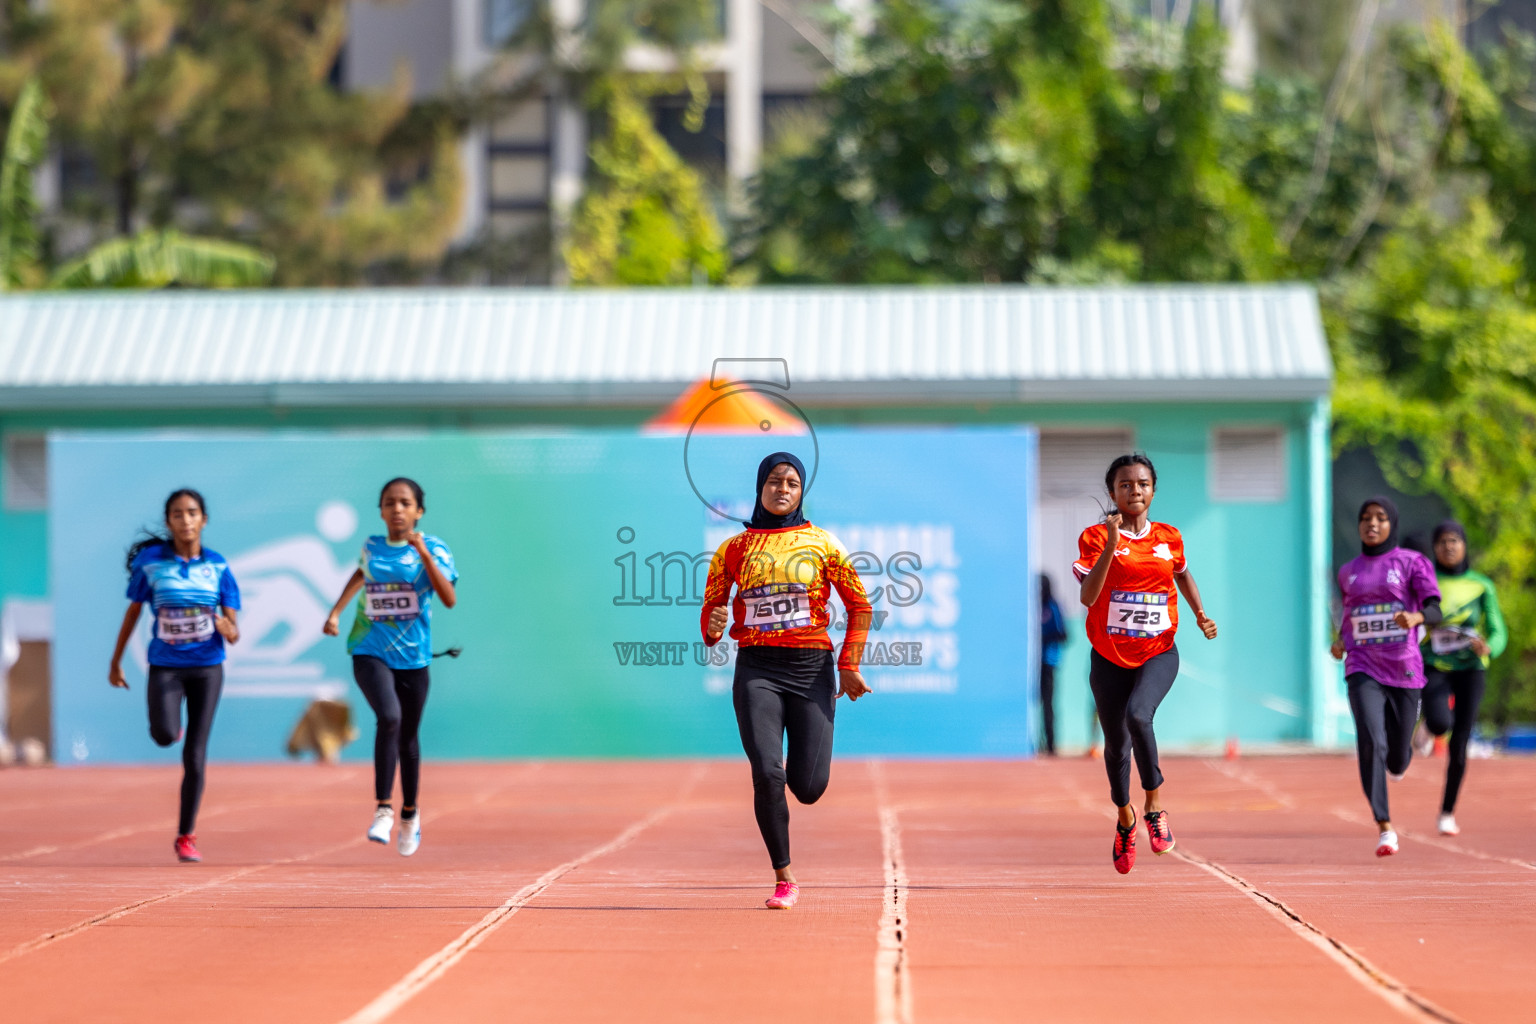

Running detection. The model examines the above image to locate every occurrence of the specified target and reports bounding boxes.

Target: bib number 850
[365,583,421,622]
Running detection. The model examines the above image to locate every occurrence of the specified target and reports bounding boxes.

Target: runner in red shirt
[1072,454,1218,874]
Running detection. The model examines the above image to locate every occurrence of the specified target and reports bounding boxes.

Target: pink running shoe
[1113,817,1137,875]
[765,881,799,909]
[1145,809,1176,855]
[174,834,201,863]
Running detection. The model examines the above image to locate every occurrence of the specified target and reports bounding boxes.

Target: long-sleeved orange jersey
[700,523,873,671]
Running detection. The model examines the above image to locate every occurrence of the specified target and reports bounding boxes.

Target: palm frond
[0,78,52,290]
[50,230,276,289]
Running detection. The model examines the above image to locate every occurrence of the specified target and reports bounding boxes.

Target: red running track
[1,755,1532,1023]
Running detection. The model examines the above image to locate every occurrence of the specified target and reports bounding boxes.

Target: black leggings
[1422,668,1486,814]
[1039,663,1057,755]
[352,656,431,807]
[147,664,223,836]
[1346,673,1420,823]
[733,648,836,870]
[1089,646,1178,808]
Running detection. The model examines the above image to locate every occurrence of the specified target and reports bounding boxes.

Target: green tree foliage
[0,75,47,288]
[2,74,274,288]
[0,0,461,284]
[744,0,1276,283]
[565,79,725,285]
[1329,195,1536,724]
[480,0,724,285]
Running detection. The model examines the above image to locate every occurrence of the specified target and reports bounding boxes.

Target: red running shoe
[1113,816,1137,874]
[1145,809,1176,855]
[765,881,799,909]
[174,834,201,863]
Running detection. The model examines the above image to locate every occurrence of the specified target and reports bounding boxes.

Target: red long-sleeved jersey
[700,523,872,671]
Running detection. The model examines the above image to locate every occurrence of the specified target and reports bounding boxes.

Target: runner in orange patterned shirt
[1072,454,1218,875]
[701,452,872,910]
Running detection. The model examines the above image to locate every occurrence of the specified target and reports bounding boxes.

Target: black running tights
[1346,673,1420,824]
[352,656,431,807]
[1422,668,1486,814]
[733,657,836,870]
[1089,646,1179,808]
[147,664,224,836]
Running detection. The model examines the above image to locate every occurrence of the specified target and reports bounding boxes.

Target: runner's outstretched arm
[1173,568,1218,639]
[107,602,143,689]
[323,569,366,636]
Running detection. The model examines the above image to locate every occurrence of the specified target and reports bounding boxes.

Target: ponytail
[125,530,173,575]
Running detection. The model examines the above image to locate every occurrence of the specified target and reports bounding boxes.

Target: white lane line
[0,766,532,967]
[1206,758,1536,873]
[1061,779,1464,1024]
[1171,848,1467,1024]
[0,768,366,864]
[1331,808,1536,872]
[1200,758,1296,808]
[869,760,913,1024]
[337,765,703,1024]
[0,835,363,966]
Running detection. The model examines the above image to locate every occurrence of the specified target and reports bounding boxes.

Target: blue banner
[49,427,1037,762]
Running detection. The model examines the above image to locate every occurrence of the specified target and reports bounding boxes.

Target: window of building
[489,154,549,202]
[3,435,47,512]
[1209,426,1286,502]
[650,95,727,181]
[486,0,534,48]
[486,99,551,222]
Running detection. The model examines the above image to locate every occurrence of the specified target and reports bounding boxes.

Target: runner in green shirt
[1415,520,1506,836]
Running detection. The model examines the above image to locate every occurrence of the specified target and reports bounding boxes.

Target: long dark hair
[125,488,207,574]
[1104,453,1157,495]
[380,477,425,511]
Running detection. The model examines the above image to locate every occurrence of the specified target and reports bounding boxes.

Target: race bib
[364,582,420,622]
[1351,603,1408,645]
[741,583,812,633]
[158,606,214,645]
[1430,627,1476,655]
[1106,591,1170,638]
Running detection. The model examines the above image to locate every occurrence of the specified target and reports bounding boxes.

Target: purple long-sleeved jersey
[1337,547,1441,689]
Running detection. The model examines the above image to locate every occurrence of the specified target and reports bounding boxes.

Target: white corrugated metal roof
[0,285,1331,408]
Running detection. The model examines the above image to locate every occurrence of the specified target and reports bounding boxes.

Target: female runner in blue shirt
[324,478,457,857]
[108,489,241,864]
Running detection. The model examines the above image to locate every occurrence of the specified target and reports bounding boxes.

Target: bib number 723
[1106,591,1170,637]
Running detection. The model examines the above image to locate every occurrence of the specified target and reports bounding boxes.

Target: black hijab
[1432,520,1470,575]
[1359,496,1399,557]
[745,451,808,530]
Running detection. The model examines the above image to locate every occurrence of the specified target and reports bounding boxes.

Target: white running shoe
[368,806,394,844]
[1375,830,1399,857]
[398,813,421,857]
[1437,814,1460,836]
[1388,770,1406,782]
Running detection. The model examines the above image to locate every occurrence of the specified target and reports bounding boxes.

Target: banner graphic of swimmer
[49,428,1036,762]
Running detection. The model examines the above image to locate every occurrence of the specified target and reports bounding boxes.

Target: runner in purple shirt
[1331,496,1442,858]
